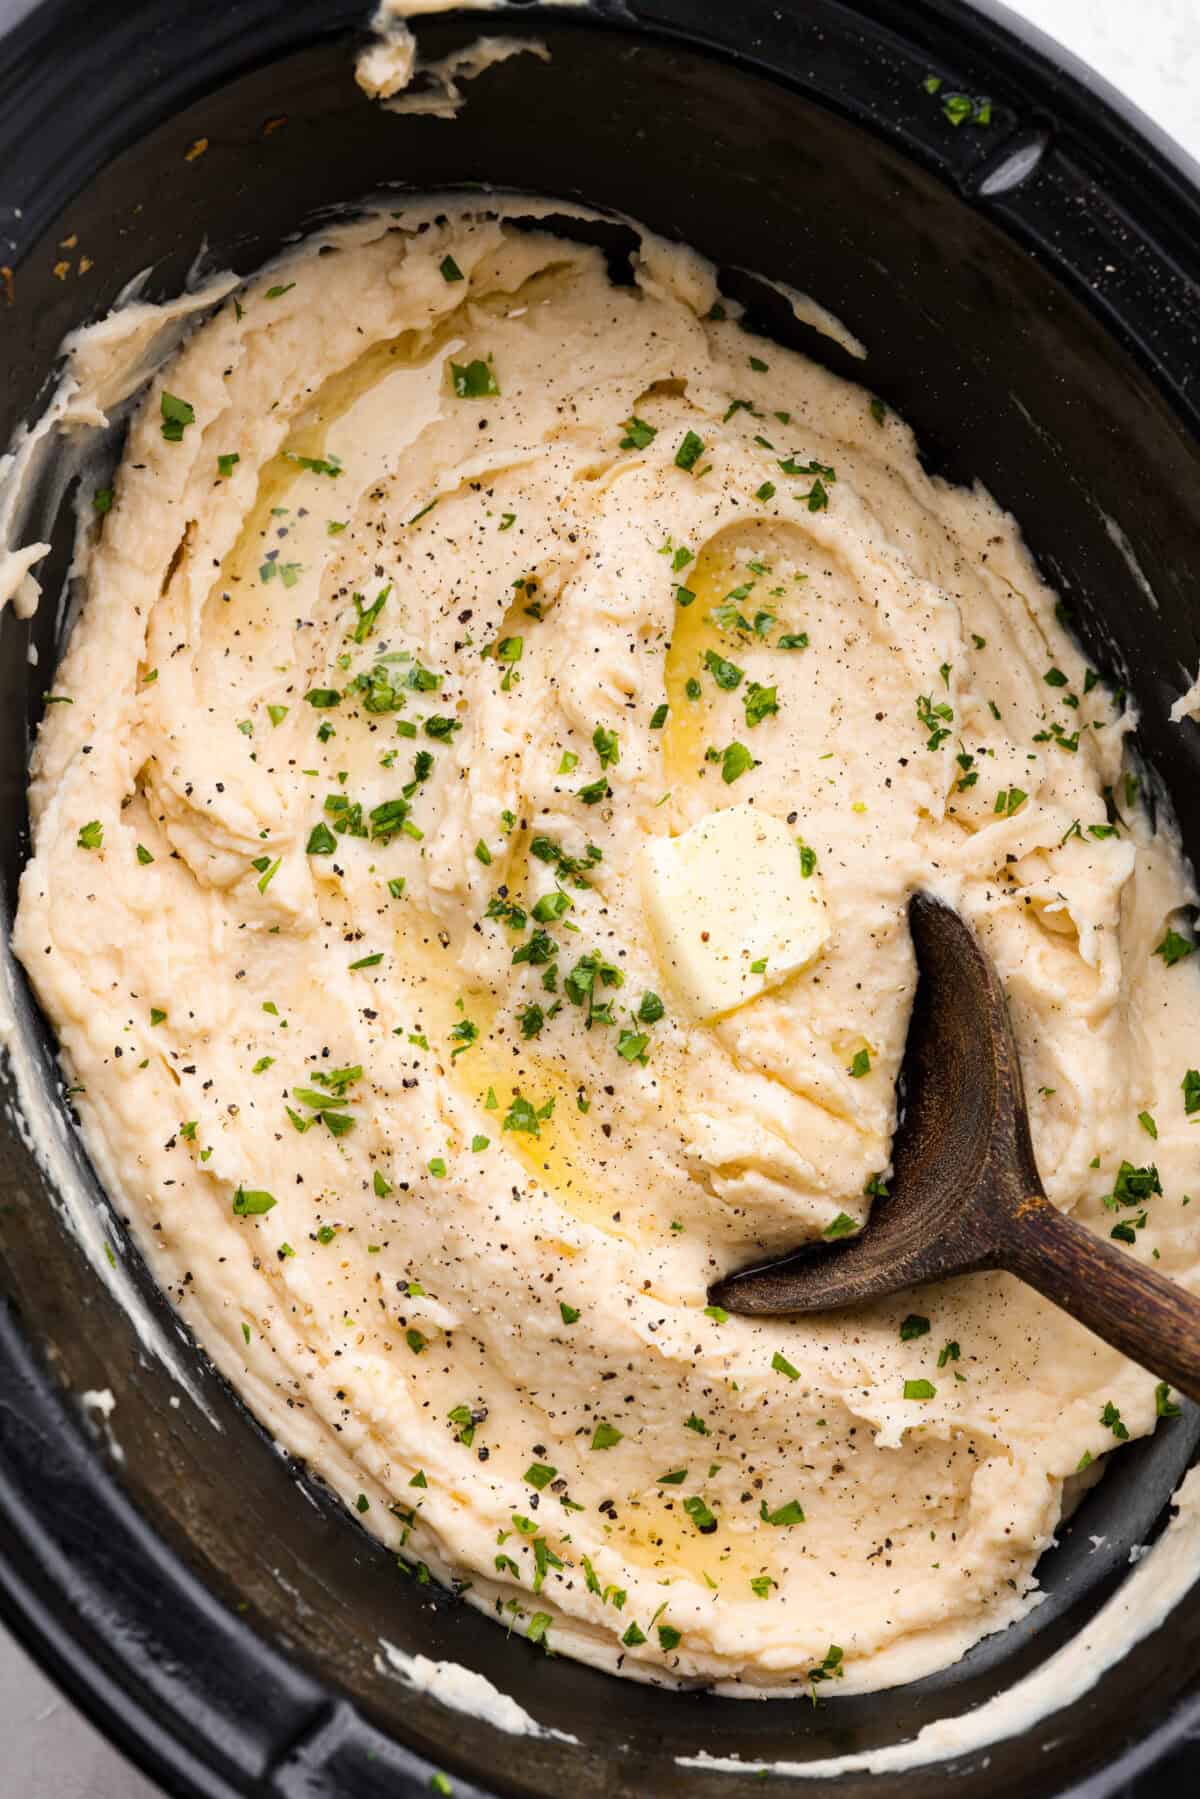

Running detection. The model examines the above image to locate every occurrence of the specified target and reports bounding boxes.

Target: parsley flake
[451,358,499,399]
[160,391,194,441]
[674,430,705,472]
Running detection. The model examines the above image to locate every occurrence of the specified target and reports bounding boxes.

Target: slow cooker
[1,3,1198,1794]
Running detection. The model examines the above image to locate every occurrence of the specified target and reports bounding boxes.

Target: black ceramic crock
[1,3,1199,1794]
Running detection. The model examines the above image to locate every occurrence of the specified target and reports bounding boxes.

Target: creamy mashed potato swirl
[15,206,1200,1695]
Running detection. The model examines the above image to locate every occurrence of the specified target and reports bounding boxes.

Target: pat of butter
[640,804,828,1022]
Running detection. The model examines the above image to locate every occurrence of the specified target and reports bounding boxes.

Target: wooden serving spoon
[709,892,1200,1404]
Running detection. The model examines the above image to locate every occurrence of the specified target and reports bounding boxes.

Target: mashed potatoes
[14,204,1200,1694]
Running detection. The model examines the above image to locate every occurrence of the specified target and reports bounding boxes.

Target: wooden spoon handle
[1001,1197,1200,1404]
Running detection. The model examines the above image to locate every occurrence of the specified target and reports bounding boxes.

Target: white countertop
[0,1,1196,1794]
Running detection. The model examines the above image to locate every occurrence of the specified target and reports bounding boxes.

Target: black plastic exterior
[1,3,1200,1795]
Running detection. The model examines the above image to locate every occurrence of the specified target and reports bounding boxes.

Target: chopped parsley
[503,1093,543,1136]
[369,798,410,842]
[422,713,460,742]
[704,649,743,691]
[448,1403,478,1446]
[494,634,522,691]
[285,450,342,478]
[351,586,390,642]
[1101,1400,1129,1440]
[620,416,657,450]
[450,358,499,399]
[916,692,953,751]
[1154,928,1194,967]
[563,948,622,1023]
[823,1212,857,1239]
[674,430,705,472]
[591,1421,623,1450]
[809,1644,845,1686]
[942,91,992,127]
[306,822,337,855]
[778,455,835,481]
[593,724,620,767]
[994,786,1027,817]
[440,254,464,282]
[232,1185,276,1216]
[900,1314,930,1341]
[531,890,571,923]
[760,1498,805,1526]
[518,1003,545,1040]
[744,682,779,727]
[682,1495,717,1533]
[720,742,755,784]
[1109,1161,1162,1207]
[530,834,602,888]
[903,1379,936,1401]
[160,391,194,441]
[77,820,103,851]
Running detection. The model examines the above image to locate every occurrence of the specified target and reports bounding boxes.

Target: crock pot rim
[1,4,1199,1797]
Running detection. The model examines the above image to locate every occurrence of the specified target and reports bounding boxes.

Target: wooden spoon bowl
[710,893,1200,1404]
